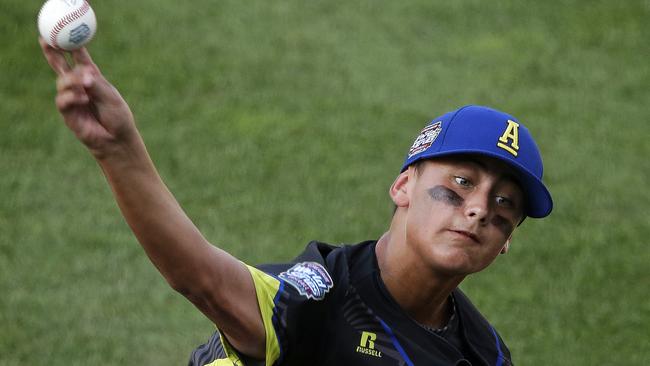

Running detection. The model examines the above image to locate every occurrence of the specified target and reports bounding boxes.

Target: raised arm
[39,39,265,359]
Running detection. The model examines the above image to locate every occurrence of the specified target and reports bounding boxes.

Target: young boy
[41,40,552,366]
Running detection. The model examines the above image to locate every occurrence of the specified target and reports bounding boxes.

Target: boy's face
[398,154,525,276]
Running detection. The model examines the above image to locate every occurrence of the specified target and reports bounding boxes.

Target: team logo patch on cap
[279,262,333,300]
[408,121,442,158]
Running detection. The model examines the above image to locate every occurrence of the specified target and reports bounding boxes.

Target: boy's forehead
[421,154,523,186]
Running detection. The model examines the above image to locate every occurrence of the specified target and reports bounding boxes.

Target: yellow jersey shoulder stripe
[247,265,282,366]
[208,265,282,366]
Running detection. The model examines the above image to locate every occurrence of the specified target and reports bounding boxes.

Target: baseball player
[41,40,552,366]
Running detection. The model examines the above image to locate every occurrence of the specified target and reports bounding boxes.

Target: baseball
[38,0,96,51]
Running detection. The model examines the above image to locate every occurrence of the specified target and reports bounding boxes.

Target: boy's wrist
[93,134,154,174]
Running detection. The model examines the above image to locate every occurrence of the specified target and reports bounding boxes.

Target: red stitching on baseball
[48,1,91,48]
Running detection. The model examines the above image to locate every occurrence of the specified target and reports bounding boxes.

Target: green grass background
[1,0,649,364]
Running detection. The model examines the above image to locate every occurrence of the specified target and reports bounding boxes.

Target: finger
[56,89,90,111]
[56,71,85,93]
[55,66,95,94]
[39,37,71,76]
[80,67,119,103]
[71,47,95,67]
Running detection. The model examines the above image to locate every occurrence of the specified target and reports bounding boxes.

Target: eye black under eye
[492,215,516,235]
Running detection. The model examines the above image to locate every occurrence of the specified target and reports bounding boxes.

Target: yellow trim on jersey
[204,332,245,365]
[206,266,282,366]
[205,357,242,366]
[247,265,282,366]
[207,265,282,366]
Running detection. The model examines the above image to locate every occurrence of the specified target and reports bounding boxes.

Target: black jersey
[189,241,512,366]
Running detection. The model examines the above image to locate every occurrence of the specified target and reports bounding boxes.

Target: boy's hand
[39,37,138,160]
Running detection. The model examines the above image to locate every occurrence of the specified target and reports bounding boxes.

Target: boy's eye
[454,176,472,187]
[496,196,512,207]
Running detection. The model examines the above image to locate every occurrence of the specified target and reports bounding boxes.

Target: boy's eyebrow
[464,157,521,189]
[464,157,487,170]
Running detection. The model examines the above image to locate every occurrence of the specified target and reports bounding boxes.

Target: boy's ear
[390,169,411,208]
[501,236,512,254]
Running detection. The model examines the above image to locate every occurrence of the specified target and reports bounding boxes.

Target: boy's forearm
[96,136,218,292]
[95,135,266,356]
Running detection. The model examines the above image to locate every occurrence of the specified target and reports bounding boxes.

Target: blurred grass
[1,0,649,364]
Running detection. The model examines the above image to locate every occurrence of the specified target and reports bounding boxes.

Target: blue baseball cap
[402,105,553,218]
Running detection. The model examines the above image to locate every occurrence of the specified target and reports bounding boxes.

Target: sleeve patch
[278,262,333,300]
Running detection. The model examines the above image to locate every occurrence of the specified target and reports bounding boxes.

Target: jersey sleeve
[210,262,334,366]
[244,261,335,366]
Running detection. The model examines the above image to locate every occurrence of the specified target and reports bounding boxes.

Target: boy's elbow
[166,271,217,301]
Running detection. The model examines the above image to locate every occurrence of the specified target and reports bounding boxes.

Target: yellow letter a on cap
[497,120,520,156]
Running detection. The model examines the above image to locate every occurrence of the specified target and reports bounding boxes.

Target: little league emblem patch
[408,121,442,158]
[279,262,333,300]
